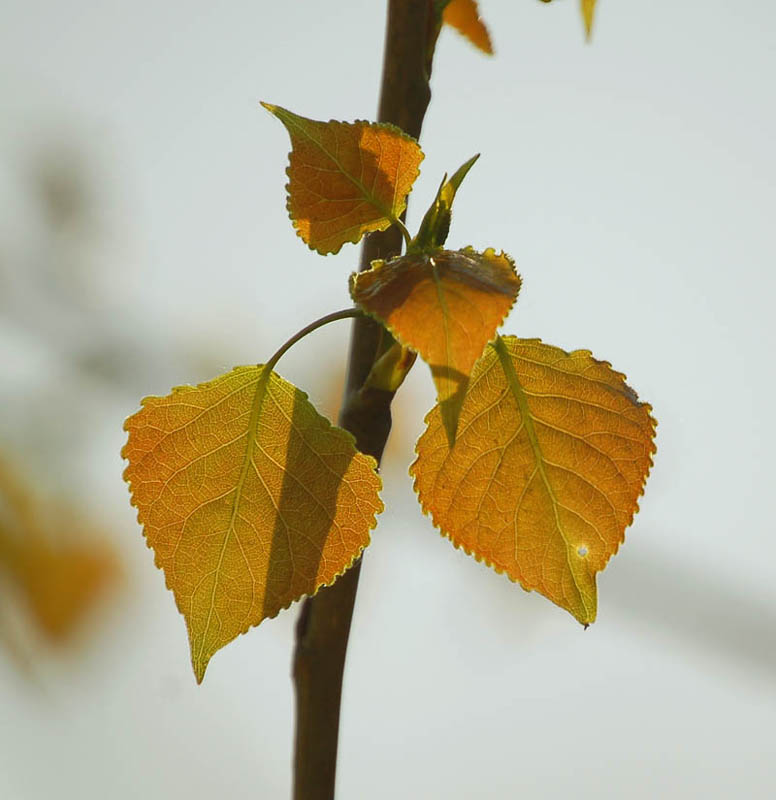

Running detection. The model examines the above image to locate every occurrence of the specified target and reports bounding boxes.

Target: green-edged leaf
[411,336,656,625]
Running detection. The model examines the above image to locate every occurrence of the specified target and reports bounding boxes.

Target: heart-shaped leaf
[262,103,423,255]
[123,366,383,682]
[411,336,656,624]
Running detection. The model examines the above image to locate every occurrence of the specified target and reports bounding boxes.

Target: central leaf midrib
[197,366,271,664]
[492,339,554,497]
[492,338,586,608]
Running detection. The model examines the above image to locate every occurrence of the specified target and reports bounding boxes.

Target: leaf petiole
[265,308,367,373]
[392,217,412,250]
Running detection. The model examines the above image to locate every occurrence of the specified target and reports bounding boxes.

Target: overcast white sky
[1,1,775,798]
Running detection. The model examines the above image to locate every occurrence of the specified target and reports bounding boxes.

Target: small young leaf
[123,366,383,682]
[413,154,479,252]
[351,248,520,444]
[443,0,494,54]
[262,103,424,255]
[411,336,656,625]
[363,341,418,393]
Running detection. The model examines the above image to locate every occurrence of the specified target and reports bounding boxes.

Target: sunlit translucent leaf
[443,0,494,54]
[123,366,383,682]
[413,154,479,252]
[411,336,656,624]
[352,248,520,445]
[262,103,424,255]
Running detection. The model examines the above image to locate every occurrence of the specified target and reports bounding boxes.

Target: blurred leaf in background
[0,455,119,668]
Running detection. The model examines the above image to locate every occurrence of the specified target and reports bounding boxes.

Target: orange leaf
[123,366,382,682]
[262,103,423,255]
[351,248,520,444]
[411,336,656,624]
[443,0,494,54]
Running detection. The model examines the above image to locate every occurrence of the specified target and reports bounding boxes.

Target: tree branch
[291,2,434,798]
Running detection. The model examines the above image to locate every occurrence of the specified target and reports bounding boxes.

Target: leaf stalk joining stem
[392,217,412,250]
[265,308,366,373]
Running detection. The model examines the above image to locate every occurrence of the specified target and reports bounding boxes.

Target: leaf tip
[260,101,286,121]
[443,0,494,56]
[578,605,597,627]
[192,654,208,685]
[582,0,596,40]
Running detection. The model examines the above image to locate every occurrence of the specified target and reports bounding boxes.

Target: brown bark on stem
[291,2,433,798]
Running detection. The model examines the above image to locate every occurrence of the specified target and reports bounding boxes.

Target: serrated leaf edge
[408,336,657,623]
[349,246,521,364]
[264,104,424,256]
[122,365,383,680]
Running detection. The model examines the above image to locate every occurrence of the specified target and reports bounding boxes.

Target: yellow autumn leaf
[581,0,597,39]
[443,0,494,54]
[262,103,424,255]
[123,366,382,682]
[351,247,520,444]
[411,336,656,624]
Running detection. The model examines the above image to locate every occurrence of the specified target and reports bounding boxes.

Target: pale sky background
[1,1,775,798]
